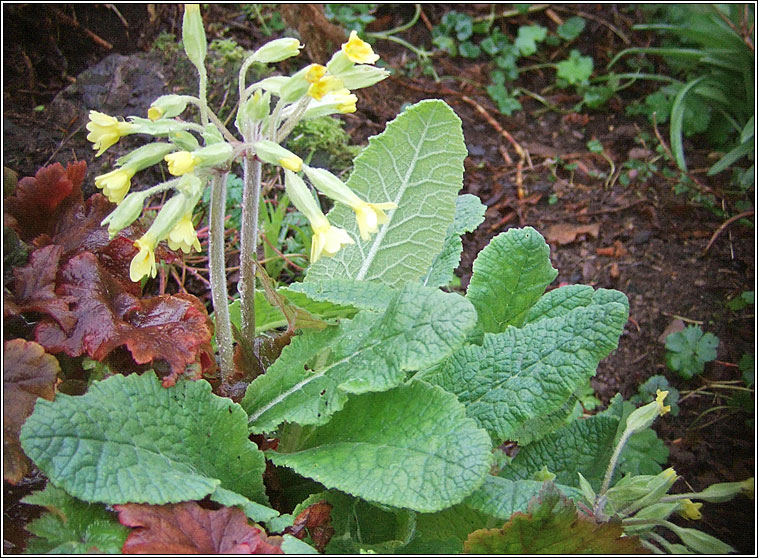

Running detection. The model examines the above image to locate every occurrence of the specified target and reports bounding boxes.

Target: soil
[3,4,755,554]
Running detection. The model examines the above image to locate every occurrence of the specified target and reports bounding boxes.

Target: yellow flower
[308,75,343,101]
[167,213,201,254]
[330,88,358,113]
[94,167,136,204]
[354,201,397,241]
[279,156,303,172]
[678,499,703,520]
[655,389,671,415]
[310,214,355,263]
[86,111,134,157]
[165,151,200,176]
[130,234,158,282]
[342,30,379,64]
[305,64,327,83]
[147,106,163,121]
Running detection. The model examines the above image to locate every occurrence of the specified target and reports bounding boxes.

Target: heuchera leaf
[463,483,648,554]
[243,283,477,432]
[425,293,628,444]
[267,381,492,513]
[4,161,86,243]
[33,252,215,386]
[22,483,129,554]
[292,491,411,554]
[422,194,487,288]
[306,99,467,285]
[467,227,558,332]
[5,244,77,332]
[116,502,283,554]
[3,339,59,484]
[20,372,267,505]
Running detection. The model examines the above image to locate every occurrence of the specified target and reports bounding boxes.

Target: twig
[703,210,754,255]
[52,7,113,50]
[460,94,526,160]
[260,233,305,272]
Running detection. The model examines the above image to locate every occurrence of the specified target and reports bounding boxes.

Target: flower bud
[676,499,703,520]
[254,140,303,171]
[101,190,148,237]
[692,477,754,502]
[668,524,735,554]
[148,94,190,121]
[251,75,290,97]
[625,390,670,435]
[148,193,191,242]
[279,65,313,103]
[165,151,200,176]
[195,141,233,167]
[606,469,678,509]
[326,50,354,76]
[577,472,596,505]
[202,123,225,145]
[117,142,176,170]
[532,467,555,482]
[251,37,302,63]
[175,172,205,199]
[236,90,271,136]
[300,89,358,119]
[169,130,200,152]
[182,4,207,71]
[330,64,389,90]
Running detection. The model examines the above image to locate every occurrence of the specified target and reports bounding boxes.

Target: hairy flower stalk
[238,154,262,342]
[208,174,234,376]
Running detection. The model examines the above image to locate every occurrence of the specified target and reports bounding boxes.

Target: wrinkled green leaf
[243,284,476,432]
[21,372,267,505]
[409,503,498,554]
[499,415,620,491]
[467,227,558,332]
[525,284,627,324]
[426,294,628,443]
[306,99,467,285]
[464,476,582,520]
[422,194,486,288]
[22,484,128,554]
[267,382,492,513]
[287,279,395,313]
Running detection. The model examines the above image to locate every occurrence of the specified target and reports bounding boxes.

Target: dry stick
[703,210,754,255]
[260,233,305,272]
[52,7,113,50]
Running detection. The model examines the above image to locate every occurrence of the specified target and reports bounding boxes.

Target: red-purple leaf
[5,244,76,332]
[5,161,86,242]
[116,502,283,554]
[34,252,215,385]
[285,500,334,553]
[3,339,59,484]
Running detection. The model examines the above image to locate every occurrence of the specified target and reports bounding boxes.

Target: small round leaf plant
[85,4,393,378]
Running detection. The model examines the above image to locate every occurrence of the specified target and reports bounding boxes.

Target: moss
[287,117,362,172]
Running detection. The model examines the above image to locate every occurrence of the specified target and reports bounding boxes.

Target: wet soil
[3,4,754,554]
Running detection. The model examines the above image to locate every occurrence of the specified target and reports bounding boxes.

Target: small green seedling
[665,325,719,379]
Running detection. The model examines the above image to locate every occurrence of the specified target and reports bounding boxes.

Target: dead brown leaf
[544,223,600,245]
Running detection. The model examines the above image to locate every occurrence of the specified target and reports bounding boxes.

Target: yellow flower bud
[307,75,343,101]
[165,151,200,176]
[130,233,158,282]
[279,156,303,172]
[148,94,190,121]
[94,167,136,204]
[342,30,379,64]
[254,140,302,171]
[86,111,135,157]
[656,389,671,415]
[677,499,703,520]
[305,64,327,84]
[101,190,148,237]
[148,106,163,121]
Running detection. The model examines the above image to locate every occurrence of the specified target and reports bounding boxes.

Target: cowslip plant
[84,4,390,378]
[14,4,752,555]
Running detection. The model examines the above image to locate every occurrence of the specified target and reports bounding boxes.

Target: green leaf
[306,99,467,286]
[242,284,477,432]
[459,40,481,58]
[422,194,487,288]
[20,372,267,505]
[670,76,709,170]
[425,294,628,443]
[287,278,395,313]
[499,414,620,491]
[22,484,128,554]
[210,487,279,523]
[515,25,547,56]
[665,325,719,379]
[524,284,628,324]
[557,16,586,41]
[464,476,582,520]
[467,227,558,332]
[463,483,648,554]
[267,382,492,513]
[410,503,498,554]
[282,534,319,554]
[556,50,594,85]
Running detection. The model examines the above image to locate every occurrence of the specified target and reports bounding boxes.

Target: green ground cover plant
[5,4,752,554]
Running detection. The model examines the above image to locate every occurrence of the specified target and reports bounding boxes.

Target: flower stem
[208,173,234,377]
[600,427,632,495]
[239,154,262,341]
